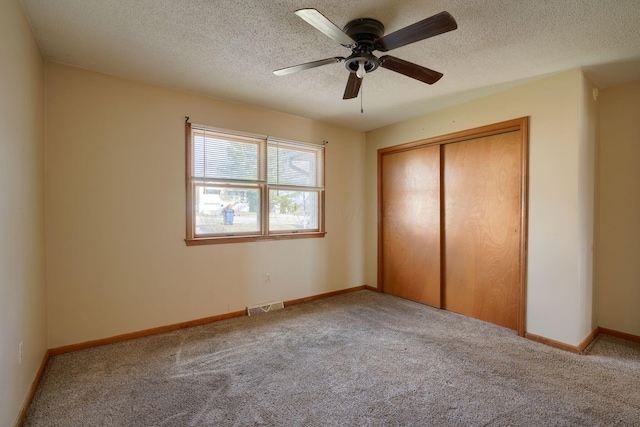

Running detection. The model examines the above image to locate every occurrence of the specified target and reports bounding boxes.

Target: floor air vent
[247,301,285,316]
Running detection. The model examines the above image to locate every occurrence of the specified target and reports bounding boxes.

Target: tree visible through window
[185,123,325,244]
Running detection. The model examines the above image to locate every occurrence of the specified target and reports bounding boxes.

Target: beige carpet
[24,290,640,426]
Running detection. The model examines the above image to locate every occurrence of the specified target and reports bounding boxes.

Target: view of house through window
[195,185,260,235]
[186,124,325,244]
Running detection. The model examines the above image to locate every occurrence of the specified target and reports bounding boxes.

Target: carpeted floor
[24,290,640,426]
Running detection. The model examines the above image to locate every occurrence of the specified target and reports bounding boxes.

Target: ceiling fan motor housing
[343,18,385,74]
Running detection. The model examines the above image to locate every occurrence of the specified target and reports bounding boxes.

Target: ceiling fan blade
[273,57,344,76]
[343,72,362,99]
[295,9,356,48]
[374,11,457,52]
[380,56,443,84]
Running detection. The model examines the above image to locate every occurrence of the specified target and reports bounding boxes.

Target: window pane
[269,190,318,232]
[192,129,263,181]
[195,185,260,235]
[268,142,319,187]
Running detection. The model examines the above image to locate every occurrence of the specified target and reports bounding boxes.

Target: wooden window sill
[185,232,326,246]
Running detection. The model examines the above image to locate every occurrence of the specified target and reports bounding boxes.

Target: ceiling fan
[273,9,458,99]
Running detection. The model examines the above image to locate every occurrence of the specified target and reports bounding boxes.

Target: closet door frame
[377,117,529,336]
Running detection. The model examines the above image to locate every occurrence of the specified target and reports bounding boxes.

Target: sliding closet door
[380,145,441,307]
[442,130,522,330]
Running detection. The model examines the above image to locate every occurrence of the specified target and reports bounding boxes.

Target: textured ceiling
[20,0,640,132]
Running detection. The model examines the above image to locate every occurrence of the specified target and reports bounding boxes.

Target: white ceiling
[20,0,640,132]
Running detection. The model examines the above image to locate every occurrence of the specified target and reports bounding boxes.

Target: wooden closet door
[442,131,522,330]
[380,145,441,307]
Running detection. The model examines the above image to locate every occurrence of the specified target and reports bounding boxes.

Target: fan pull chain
[360,84,364,114]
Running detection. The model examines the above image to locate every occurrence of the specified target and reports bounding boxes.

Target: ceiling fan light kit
[274,8,457,100]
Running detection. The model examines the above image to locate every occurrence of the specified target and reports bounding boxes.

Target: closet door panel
[443,131,521,330]
[381,145,441,307]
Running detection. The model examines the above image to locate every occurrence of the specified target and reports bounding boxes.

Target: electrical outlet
[265,273,271,283]
[19,341,23,364]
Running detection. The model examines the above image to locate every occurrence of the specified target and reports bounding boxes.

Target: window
[186,123,325,245]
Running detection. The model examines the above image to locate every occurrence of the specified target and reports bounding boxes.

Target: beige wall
[0,0,47,425]
[45,62,367,348]
[365,69,598,346]
[577,73,599,338]
[598,79,640,336]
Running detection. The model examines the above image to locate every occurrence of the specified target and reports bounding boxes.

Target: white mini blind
[191,127,265,182]
[267,139,324,188]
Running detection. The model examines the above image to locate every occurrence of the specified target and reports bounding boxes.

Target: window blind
[191,127,265,182]
[267,139,324,188]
